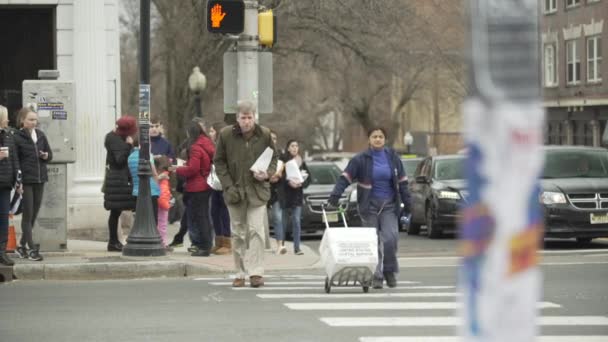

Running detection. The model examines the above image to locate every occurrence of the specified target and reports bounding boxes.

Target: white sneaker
[278,246,287,255]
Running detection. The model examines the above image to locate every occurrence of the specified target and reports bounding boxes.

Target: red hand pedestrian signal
[211,4,226,28]
[206,0,244,34]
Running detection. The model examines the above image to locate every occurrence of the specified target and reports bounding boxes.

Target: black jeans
[21,183,44,249]
[0,189,10,245]
[108,209,123,243]
[187,191,213,250]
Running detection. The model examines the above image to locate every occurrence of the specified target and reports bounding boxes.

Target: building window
[544,44,558,87]
[588,0,600,4]
[566,40,581,84]
[545,0,557,13]
[566,0,581,7]
[547,121,568,145]
[573,120,594,146]
[587,36,602,83]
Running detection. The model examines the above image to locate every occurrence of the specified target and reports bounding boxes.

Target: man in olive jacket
[214,100,278,288]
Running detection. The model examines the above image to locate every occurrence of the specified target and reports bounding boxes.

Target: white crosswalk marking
[257,292,459,299]
[209,281,420,286]
[360,337,608,342]
[197,275,608,341]
[284,301,561,310]
[321,316,608,327]
[234,285,453,291]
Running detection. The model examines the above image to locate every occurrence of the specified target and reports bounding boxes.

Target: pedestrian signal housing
[258,10,276,47]
[207,0,245,34]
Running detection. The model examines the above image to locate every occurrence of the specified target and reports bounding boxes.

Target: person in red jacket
[170,119,215,256]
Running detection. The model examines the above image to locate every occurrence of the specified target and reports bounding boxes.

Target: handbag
[207,164,223,191]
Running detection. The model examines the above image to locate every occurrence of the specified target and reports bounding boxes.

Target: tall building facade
[540,0,607,146]
[0,0,121,237]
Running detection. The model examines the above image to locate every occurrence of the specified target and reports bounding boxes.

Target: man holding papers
[213,100,278,288]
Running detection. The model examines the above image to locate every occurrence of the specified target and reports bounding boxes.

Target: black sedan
[408,155,466,238]
[541,146,608,242]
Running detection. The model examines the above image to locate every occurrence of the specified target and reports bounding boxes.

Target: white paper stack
[285,159,304,182]
[250,147,274,173]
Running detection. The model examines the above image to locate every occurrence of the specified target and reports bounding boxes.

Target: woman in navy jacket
[13,107,52,261]
[328,126,410,289]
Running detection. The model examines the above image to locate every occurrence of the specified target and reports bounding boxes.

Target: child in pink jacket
[155,156,172,250]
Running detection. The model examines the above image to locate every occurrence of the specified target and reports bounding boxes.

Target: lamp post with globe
[188,67,206,117]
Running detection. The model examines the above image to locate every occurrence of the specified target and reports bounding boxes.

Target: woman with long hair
[0,105,20,265]
[277,139,311,255]
[13,107,53,261]
[207,121,231,255]
[171,119,215,256]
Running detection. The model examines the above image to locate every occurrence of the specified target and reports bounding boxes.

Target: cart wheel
[324,277,331,294]
[363,286,369,293]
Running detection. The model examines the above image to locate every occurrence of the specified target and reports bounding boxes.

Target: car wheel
[426,206,441,239]
[576,237,593,243]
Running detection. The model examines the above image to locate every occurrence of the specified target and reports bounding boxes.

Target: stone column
[67,0,115,237]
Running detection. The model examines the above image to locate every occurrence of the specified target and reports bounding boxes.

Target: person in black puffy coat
[0,105,21,266]
[13,108,52,261]
[102,116,137,252]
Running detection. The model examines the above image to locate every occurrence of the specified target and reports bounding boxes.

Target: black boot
[107,240,123,252]
[0,243,15,266]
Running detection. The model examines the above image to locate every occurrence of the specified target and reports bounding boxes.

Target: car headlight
[438,191,460,200]
[540,191,567,205]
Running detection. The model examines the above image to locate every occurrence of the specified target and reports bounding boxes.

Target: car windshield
[307,164,343,185]
[402,159,422,177]
[543,150,608,178]
[434,158,464,180]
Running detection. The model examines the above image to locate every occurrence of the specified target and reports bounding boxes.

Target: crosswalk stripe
[359,337,608,342]
[322,316,608,327]
[233,286,453,291]
[193,275,327,281]
[208,281,421,286]
[284,301,561,310]
[258,292,459,299]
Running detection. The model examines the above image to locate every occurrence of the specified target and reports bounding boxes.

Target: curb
[13,261,219,281]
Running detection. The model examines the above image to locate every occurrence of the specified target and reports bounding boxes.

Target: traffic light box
[258,10,276,47]
[207,0,245,34]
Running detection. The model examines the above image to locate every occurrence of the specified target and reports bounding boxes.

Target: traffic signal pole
[238,0,259,121]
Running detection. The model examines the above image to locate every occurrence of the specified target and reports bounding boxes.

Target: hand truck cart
[319,204,378,293]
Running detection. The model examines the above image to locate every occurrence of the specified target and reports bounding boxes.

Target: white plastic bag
[207,164,223,191]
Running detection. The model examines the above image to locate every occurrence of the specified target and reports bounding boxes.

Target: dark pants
[21,183,44,249]
[0,189,10,244]
[108,209,122,243]
[187,191,213,250]
[211,190,231,237]
[360,198,400,279]
[151,195,159,225]
[172,194,189,242]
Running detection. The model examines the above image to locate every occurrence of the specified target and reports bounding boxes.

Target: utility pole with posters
[460,0,544,341]
[123,0,165,257]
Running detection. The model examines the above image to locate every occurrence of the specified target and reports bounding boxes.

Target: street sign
[223,51,273,114]
[207,0,245,34]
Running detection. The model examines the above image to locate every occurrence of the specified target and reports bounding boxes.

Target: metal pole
[238,0,259,121]
[123,0,165,256]
[195,92,202,117]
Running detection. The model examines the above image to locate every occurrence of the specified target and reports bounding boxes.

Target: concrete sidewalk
[7,239,321,281]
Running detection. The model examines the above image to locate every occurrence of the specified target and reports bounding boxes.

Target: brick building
[540,0,608,146]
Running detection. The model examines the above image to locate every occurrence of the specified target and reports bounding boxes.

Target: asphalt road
[1,249,607,342]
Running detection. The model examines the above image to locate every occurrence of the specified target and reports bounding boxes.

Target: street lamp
[188,67,206,117]
[122,0,165,257]
[404,131,414,155]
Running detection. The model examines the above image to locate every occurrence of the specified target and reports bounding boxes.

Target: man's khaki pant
[227,202,266,278]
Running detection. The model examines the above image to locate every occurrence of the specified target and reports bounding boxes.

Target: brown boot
[211,236,222,254]
[215,236,231,255]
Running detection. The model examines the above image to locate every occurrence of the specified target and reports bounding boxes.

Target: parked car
[308,152,355,171]
[279,161,355,234]
[408,155,466,238]
[399,157,424,230]
[541,146,608,242]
